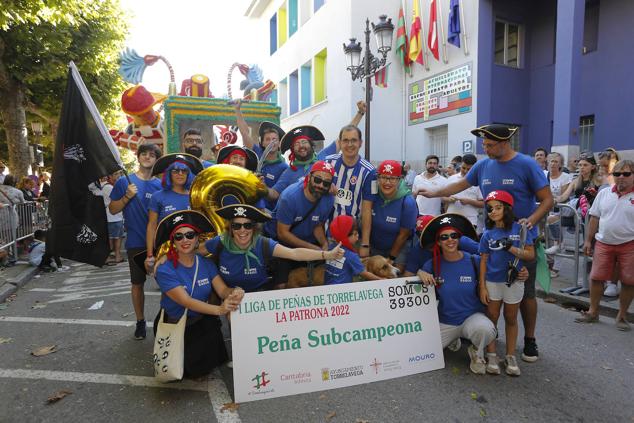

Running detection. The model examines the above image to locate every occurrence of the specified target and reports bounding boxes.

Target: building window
[278,3,288,48]
[428,126,448,167]
[314,0,325,13]
[583,0,599,54]
[270,14,278,55]
[314,48,327,103]
[494,20,522,68]
[300,61,312,110]
[278,78,288,118]
[579,115,594,152]
[288,0,298,37]
[289,70,299,115]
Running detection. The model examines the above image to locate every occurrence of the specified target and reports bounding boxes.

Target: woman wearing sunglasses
[146,153,203,270]
[200,204,344,293]
[368,160,418,273]
[153,210,245,378]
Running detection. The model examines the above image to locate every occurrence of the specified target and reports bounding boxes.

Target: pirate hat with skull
[215,203,271,223]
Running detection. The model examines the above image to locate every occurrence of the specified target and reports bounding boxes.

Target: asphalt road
[0,261,632,423]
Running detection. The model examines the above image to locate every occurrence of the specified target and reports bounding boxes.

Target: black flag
[47,62,123,267]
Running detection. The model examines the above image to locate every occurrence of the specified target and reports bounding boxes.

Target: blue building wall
[479,0,634,155]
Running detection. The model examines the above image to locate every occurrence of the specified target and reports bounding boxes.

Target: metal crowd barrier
[0,201,50,262]
[542,202,588,295]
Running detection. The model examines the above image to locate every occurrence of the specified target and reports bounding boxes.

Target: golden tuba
[190,164,268,236]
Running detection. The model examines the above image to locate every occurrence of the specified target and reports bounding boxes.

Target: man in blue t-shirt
[415,124,553,363]
[182,128,214,168]
[266,161,335,286]
[324,123,377,259]
[109,143,163,340]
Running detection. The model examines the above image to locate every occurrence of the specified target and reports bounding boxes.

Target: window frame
[494,19,523,68]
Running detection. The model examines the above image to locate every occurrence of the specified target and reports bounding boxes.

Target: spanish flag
[408,0,424,66]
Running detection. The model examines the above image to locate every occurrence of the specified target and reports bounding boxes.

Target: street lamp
[343,15,394,160]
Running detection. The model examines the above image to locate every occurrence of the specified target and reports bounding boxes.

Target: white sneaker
[468,345,486,375]
[604,282,619,297]
[486,353,501,375]
[545,245,560,255]
[447,338,462,352]
[58,265,71,272]
[505,355,521,376]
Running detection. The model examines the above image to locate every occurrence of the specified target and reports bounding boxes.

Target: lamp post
[343,15,394,160]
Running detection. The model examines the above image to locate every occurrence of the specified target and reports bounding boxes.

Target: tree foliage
[0,0,129,176]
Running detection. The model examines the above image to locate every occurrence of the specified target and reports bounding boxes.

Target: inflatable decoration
[227,63,275,101]
[180,74,214,98]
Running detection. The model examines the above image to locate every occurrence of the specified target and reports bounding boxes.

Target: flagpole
[401,0,408,163]
[437,0,449,64]
[419,0,430,70]
[458,0,469,55]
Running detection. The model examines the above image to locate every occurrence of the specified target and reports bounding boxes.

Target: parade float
[112,48,280,157]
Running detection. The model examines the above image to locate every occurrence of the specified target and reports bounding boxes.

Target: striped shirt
[324,153,377,220]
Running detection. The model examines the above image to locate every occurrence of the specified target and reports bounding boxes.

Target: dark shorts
[522,259,537,300]
[127,247,147,285]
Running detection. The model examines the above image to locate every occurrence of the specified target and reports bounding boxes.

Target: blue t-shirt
[465,153,548,220]
[266,181,335,245]
[317,141,337,160]
[370,195,418,251]
[325,245,365,285]
[156,256,219,319]
[205,235,278,292]
[405,236,479,274]
[272,163,313,195]
[479,222,535,283]
[261,160,289,210]
[149,189,191,221]
[423,253,484,326]
[324,153,377,220]
[202,160,215,168]
[110,174,162,248]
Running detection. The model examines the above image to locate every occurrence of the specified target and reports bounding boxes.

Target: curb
[536,286,633,320]
[0,266,39,303]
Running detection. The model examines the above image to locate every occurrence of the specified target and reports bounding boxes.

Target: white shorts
[486,280,524,304]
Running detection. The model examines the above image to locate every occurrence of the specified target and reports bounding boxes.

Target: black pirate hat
[470,124,518,142]
[258,121,285,144]
[132,210,213,272]
[216,204,271,223]
[280,125,325,153]
[216,145,258,172]
[419,213,478,250]
[151,153,203,176]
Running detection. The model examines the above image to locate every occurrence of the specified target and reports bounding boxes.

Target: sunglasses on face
[231,222,255,230]
[612,171,632,177]
[171,168,189,174]
[173,231,197,241]
[439,232,460,241]
[312,176,332,188]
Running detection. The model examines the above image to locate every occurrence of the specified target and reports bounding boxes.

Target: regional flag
[374,65,389,88]
[396,2,412,74]
[47,62,124,267]
[428,0,440,60]
[448,0,461,48]
[408,0,424,66]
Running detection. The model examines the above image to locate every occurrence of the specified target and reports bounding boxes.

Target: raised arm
[233,100,255,150]
[272,242,343,261]
[414,178,471,198]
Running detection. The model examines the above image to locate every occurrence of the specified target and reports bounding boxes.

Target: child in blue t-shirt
[325,216,380,284]
[478,190,535,377]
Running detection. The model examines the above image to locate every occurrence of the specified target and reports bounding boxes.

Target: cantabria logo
[251,370,271,389]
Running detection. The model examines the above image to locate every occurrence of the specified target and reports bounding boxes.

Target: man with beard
[324,125,377,258]
[109,143,163,340]
[413,155,449,216]
[416,124,553,363]
[182,128,214,168]
[265,161,335,287]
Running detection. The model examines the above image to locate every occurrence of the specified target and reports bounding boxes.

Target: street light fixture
[343,15,394,160]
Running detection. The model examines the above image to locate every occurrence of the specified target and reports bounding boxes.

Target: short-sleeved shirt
[479,222,535,283]
[324,153,377,220]
[156,256,219,319]
[266,181,334,245]
[261,161,289,210]
[205,235,278,292]
[588,186,634,245]
[272,163,314,195]
[405,236,479,274]
[423,253,484,326]
[110,174,162,249]
[466,153,549,220]
[370,195,418,251]
[413,172,448,216]
[149,189,191,221]
[325,245,365,284]
[446,173,483,225]
[100,184,123,223]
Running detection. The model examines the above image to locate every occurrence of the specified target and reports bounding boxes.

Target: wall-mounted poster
[408,63,472,125]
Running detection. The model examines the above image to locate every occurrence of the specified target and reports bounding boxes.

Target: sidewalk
[0,261,39,303]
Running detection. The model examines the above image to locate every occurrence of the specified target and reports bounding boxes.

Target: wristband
[360,244,370,248]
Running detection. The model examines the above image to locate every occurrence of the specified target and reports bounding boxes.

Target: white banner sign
[231,277,444,403]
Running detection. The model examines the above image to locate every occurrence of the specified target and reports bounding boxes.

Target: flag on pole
[47,62,124,267]
[374,65,389,88]
[408,0,424,66]
[427,0,440,60]
[448,0,461,48]
[396,2,412,74]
